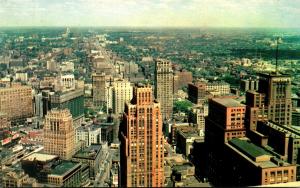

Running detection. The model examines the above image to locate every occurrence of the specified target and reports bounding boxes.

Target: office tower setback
[155,59,173,120]
[0,84,33,124]
[120,84,164,187]
[246,73,292,129]
[43,109,75,160]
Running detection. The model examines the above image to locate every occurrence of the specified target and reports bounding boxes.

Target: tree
[173,100,193,114]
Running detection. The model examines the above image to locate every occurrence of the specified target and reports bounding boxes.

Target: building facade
[43,109,75,160]
[49,88,84,128]
[246,73,292,129]
[0,112,10,130]
[92,72,108,107]
[112,79,133,115]
[155,59,173,120]
[120,84,164,187]
[188,82,207,104]
[0,84,33,124]
[206,81,230,96]
[75,125,101,147]
[205,98,246,185]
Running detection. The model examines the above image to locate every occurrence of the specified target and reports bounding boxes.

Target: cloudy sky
[0,0,299,27]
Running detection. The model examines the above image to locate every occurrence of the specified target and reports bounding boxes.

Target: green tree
[174,100,193,114]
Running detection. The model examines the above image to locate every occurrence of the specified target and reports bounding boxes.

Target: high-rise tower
[92,72,108,107]
[155,59,173,120]
[112,79,133,115]
[43,109,75,160]
[246,73,292,129]
[120,84,164,187]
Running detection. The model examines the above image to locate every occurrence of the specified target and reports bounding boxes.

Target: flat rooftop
[22,153,58,162]
[229,138,270,159]
[51,161,80,175]
[73,144,101,159]
[212,98,244,108]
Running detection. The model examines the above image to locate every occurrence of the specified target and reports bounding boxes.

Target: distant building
[0,84,33,124]
[46,60,57,72]
[240,78,259,92]
[15,72,28,82]
[188,82,207,104]
[92,72,108,107]
[55,74,76,92]
[155,59,174,120]
[60,61,74,72]
[120,84,164,187]
[0,112,10,130]
[43,109,75,160]
[111,79,133,114]
[174,70,193,91]
[206,81,230,96]
[34,93,43,118]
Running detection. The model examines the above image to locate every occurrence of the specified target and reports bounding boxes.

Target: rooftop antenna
[275,37,279,74]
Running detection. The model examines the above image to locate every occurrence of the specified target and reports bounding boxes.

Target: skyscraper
[246,73,292,130]
[205,98,246,185]
[43,109,75,160]
[92,72,108,107]
[155,59,173,120]
[120,84,164,187]
[112,79,133,115]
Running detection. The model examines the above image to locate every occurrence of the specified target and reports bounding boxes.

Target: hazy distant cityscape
[1,0,300,187]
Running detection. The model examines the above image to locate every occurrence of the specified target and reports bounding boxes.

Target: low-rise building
[75,125,101,147]
[72,144,102,178]
[47,161,82,187]
[176,127,204,156]
[1,167,38,188]
[224,138,297,186]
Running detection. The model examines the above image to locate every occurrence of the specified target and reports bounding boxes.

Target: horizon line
[1,25,300,29]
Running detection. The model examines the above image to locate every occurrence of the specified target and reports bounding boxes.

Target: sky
[0,0,299,28]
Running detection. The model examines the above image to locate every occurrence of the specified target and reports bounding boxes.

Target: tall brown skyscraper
[205,98,246,185]
[246,73,292,130]
[120,84,164,187]
[43,109,75,160]
[155,59,173,120]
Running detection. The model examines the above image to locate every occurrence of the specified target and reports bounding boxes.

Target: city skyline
[0,0,300,28]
